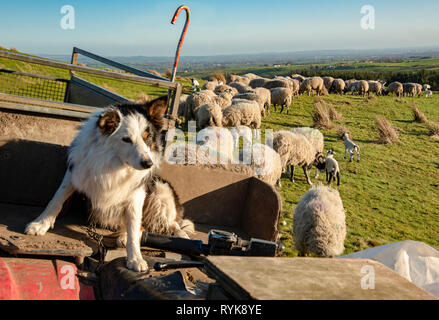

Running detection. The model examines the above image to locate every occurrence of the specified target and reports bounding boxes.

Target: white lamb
[426,90,433,98]
[293,185,346,257]
[325,150,340,186]
[342,133,360,162]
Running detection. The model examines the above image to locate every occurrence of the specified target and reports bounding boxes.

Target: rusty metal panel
[205,256,437,300]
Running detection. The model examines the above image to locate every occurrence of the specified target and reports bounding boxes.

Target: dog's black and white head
[96,95,168,171]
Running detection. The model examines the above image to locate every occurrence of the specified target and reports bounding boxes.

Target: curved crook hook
[170,5,190,83]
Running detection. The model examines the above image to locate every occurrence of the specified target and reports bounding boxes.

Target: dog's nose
[140,159,153,169]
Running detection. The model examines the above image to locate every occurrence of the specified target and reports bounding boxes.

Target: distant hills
[38,46,439,73]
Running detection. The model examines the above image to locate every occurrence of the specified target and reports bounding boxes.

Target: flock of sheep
[171,71,431,258]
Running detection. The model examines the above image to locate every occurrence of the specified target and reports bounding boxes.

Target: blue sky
[0,0,438,56]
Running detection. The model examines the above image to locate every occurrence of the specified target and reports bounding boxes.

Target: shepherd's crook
[170,5,190,83]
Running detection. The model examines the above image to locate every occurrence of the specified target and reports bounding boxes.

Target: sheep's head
[314,152,326,172]
[327,149,336,156]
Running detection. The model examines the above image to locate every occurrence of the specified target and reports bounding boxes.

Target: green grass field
[1,50,438,256]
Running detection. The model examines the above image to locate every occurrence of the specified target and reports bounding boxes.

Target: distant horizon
[32,45,439,60]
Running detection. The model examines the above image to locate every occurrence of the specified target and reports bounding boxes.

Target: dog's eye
[122,137,132,144]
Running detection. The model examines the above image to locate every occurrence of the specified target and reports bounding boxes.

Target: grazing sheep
[330,79,346,95]
[263,79,291,90]
[426,89,433,98]
[423,84,431,91]
[202,81,218,91]
[222,102,262,139]
[293,185,346,257]
[322,77,334,91]
[233,92,266,117]
[351,80,369,97]
[414,83,423,98]
[367,80,384,96]
[229,81,253,93]
[342,132,360,162]
[214,84,238,96]
[177,94,189,118]
[291,127,325,178]
[249,77,269,88]
[299,77,325,96]
[239,143,283,187]
[325,150,340,186]
[227,75,251,85]
[343,79,357,94]
[387,82,404,97]
[230,125,252,149]
[270,87,293,114]
[268,130,323,185]
[253,87,272,116]
[403,83,417,97]
[186,90,231,121]
[291,74,306,82]
[196,102,223,129]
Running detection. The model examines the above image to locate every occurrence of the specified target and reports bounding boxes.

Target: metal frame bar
[72,47,170,81]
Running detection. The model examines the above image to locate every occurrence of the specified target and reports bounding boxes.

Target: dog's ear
[97,108,121,135]
[146,95,168,129]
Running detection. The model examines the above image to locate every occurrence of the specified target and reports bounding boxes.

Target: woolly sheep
[196,102,223,129]
[249,78,269,88]
[227,75,251,85]
[322,77,334,90]
[367,81,383,96]
[403,83,417,97]
[233,91,266,117]
[229,81,253,93]
[343,79,357,93]
[196,126,235,160]
[239,143,283,187]
[414,83,423,98]
[222,102,262,140]
[423,84,431,91]
[351,80,369,97]
[291,74,306,82]
[299,77,325,96]
[264,79,290,90]
[214,84,238,96]
[291,127,324,178]
[270,87,292,114]
[325,150,340,186]
[387,82,403,97]
[186,90,231,121]
[177,94,189,118]
[202,81,218,91]
[268,130,322,185]
[330,79,346,94]
[253,87,272,116]
[293,185,346,257]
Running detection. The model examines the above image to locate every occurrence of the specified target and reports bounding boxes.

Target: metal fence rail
[0,69,68,102]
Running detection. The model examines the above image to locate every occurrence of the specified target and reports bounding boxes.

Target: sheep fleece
[293,185,346,257]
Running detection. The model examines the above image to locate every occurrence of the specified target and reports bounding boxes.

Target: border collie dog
[25,96,193,272]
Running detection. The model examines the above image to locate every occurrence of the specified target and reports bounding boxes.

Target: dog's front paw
[25,220,51,236]
[127,256,148,272]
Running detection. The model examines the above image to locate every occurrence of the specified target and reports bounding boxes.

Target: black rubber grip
[140,232,207,256]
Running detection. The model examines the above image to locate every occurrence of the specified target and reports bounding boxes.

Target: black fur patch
[97,109,121,135]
